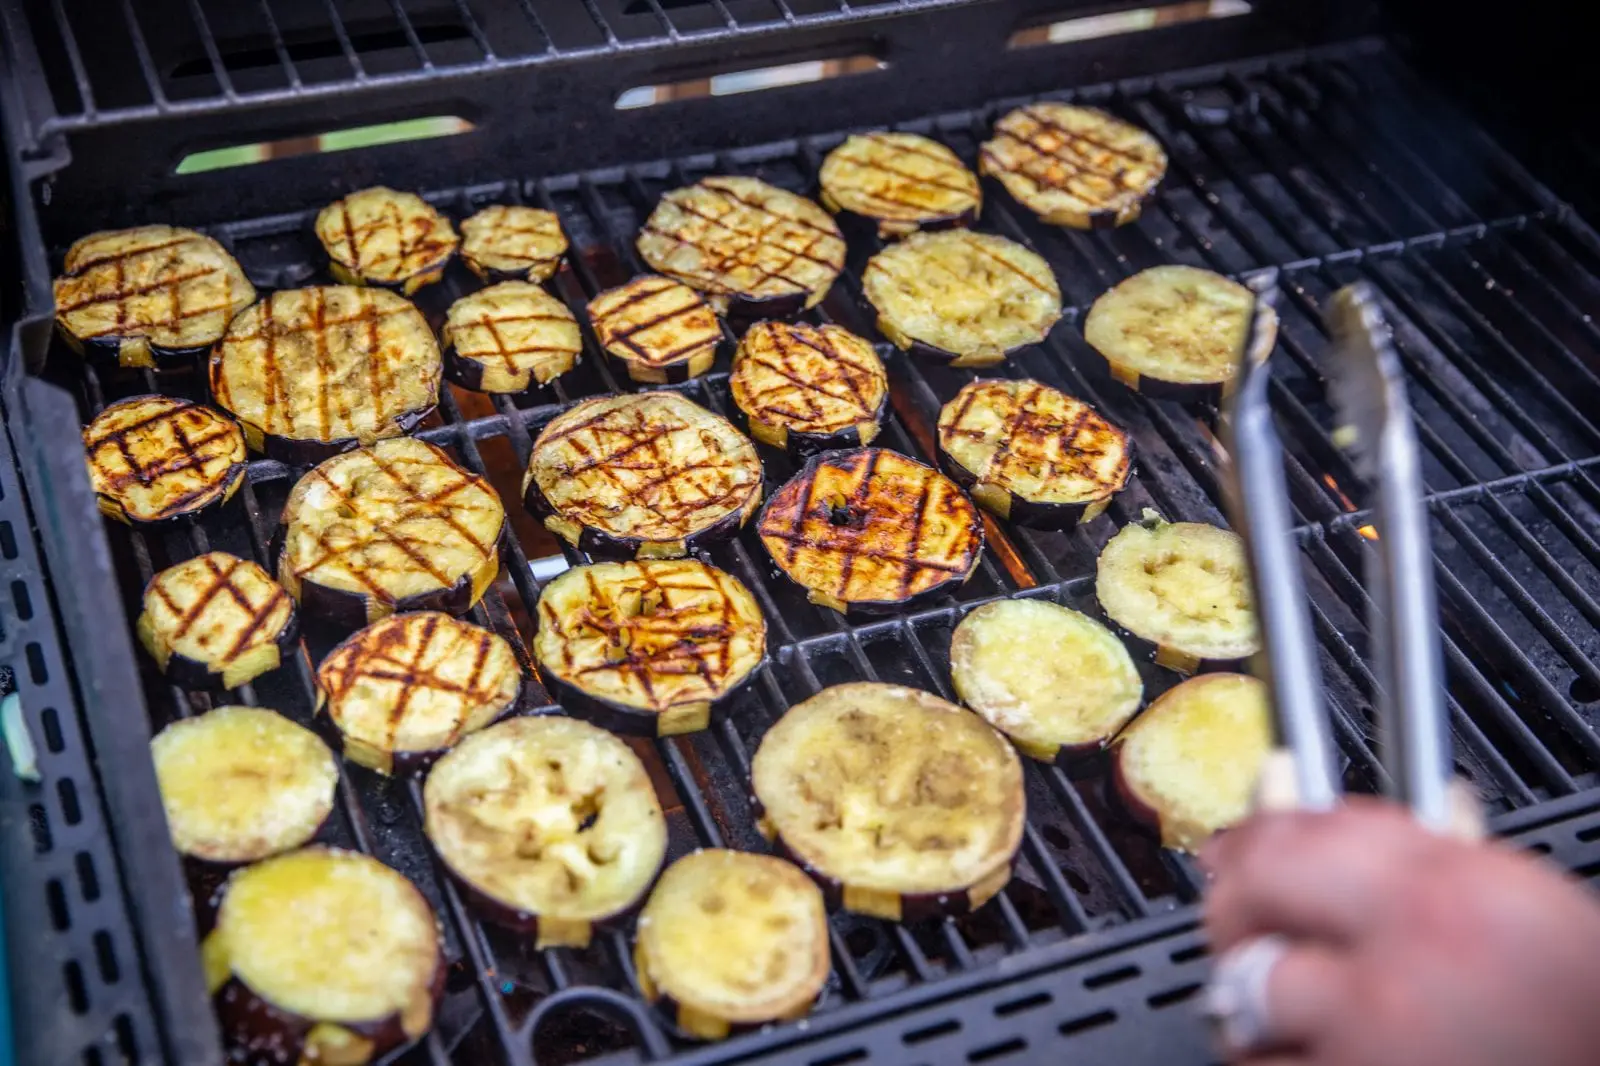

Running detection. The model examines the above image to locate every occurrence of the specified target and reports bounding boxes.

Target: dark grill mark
[55,231,249,346]
[941,382,1129,497]
[323,192,456,280]
[985,105,1163,202]
[827,134,978,217]
[85,398,244,516]
[592,280,718,368]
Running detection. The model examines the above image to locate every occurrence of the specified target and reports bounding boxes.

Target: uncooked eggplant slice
[634,849,828,1041]
[315,186,458,294]
[1113,673,1272,852]
[459,204,568,283]
[587,275,723,384]
[442,281,581,394]
[818,131,981,238]
[751,682,1024,920]
[204,847,442,1065]
[980,103,1167,229]
[423,715,667,947]
[137,551,297,690]
[730,321,888,457]
[84,395,247,525]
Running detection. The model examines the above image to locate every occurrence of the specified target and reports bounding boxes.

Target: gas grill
[3,2,1600,1064]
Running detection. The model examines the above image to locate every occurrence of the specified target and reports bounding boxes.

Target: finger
[1261,943,1348,1052]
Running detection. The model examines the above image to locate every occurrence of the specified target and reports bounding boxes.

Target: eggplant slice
[524,392,763,560]
[730,321,889,456]
[84,395,247,525]
[937,378,1130,528]
[951,599,1142,763]
[278,437,506,629]
[1095,512,1259,673]
[1083,265,1279,401]
[442,281,582,394]
[315,186,458,294]
[533,559,766,737]
[53,224,256,369]
[137,551,298,690]
[634,849,828,1041]
[204,847,441,1066]
[980,103,1167,229]
[459,204,569,283]
[635,176,846,321]
[210,285,441,463]
[587,274,723,384]
[757,448,983,615]
[751,682,1024,920]
[151,705,337,864]
[861,230,1061,367]
[1113,673,1272,852]
[817,131,982,238]
[423,715,667,947]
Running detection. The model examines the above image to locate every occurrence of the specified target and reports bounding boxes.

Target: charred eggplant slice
[314,186,458,294]
[278,437,506,629]
[1113,673,1271,852]
[730,321,888,457]
[423,715,666,947]
[137,551,297,690]
[951,600,1142,763]
[751,682,1024,920]
[533,559,765,737]
[861,230,1061,367]
[757,448,983,615]
[980,103,1167,229]
[204,847,442,1065]
[210,286,441,463]
[636,176,846,321]
[817,131,981,238]
[442,281,581,394]
[1095,512,1259,673]
[587,275,723,384]
[937,379,1130,528]
[53,225,256,369]
[151,706,337,864]
[524,393,763,560]
[634,850,828,1041]
[459,204,569,283]
[84,395,247,525]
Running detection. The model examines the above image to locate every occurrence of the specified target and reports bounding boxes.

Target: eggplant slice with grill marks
[277,437,506,630]
[818,131,982,238]
[861,229,1061,367]
[442,281,582,394]
[204,847,442,1066]
[459,204,569,283]
[315,186,458,294]
[84,395,247,525]
[980,103,1168,229]
[423,715,667,947]
[757,448,983,616]
[137,551,298,690]
[636,175,846,322]
[937,378,1131,528]
[533,559,766,737]
[524,392,763,561]
[751,682,1024,921]
[587,275,724,385]
[634,850,828,1041]
[730,321,889,457]
[210,285,441,464]
[53,225,256,370]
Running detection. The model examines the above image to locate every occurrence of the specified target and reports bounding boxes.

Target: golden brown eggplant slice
[315,186,458,294]
[587,275,723,384]
[137,551,298,690]
[442,280,581,394]
[729,321,888,457]
[817,131,981,238]
[458,204,569,283]
[83,395,247,525]
[980,103,1167,229]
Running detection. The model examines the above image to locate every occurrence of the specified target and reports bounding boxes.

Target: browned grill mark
[594,284,716,368]
[55,268,219,312]
[460,309,580,372]
[66,233,205,272]
[330,196,455,278]
[945,382,1124,493]
[958,233,1056,296]
[87,400,242,510]
[831,135,977,209]
[987,107,1160,200]
[57,230,248,349]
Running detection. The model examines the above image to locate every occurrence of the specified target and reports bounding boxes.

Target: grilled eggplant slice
[730,321,888,457]
[524,393,763,560]
[423,715,666,947]
[204,847,442,1065]
[817,131,981,239]
[278,438,506,629]
[587,275,723,384]
[937,379,1130,528]
[758,448,983,615]
[151,706,336,864]
[533,560,765,737]
[315,186,458,294]
[53,225,256,369]
[980,103,1167,229]
[861,230,1061,367]
[951,600,1142,763]
[442,281,581,394]
[84,395,247,525]
[1083,265,1279,401]
[459,204,568,283]
[1113,673,1271,852]
[1095,513,1259,674]
[634,850,828,1041]
[751,682,1024,920]
[137,552,297,690]
[636,176,846,322]
[210,285,441,463]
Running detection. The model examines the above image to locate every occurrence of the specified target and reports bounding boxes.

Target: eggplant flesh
[84,394,248,526]
[817,132,982,239]
[730,321,888,460]
[587,275,724,384]
[442,281,581,394]
[137,551,298,690]
[315,186,458,294]
[459,204,569,284]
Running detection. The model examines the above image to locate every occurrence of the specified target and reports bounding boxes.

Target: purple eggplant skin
[244,406,436,466]
[312,675,527,778]
[934,450,1127,531]
[462,254,567,286]
[97,462,248,529]
[522,474,754,563]
[1083,347,1231,405]
[65,327,214,375]
[442,343,571,397]
[730,391,887,463]
[640,986,819,1045]
[1088,596,1247,677]
[894,334,1022,370]
[1110,744,1166,843]
[827,202,979,241]
[429,851,648,941]
[535,659,761,738]
[156,606,300,691]
[613,347,722,386]
[722,290,811,333]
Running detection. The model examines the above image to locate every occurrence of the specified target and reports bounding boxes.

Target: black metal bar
[116,0,169,106]
[386,0,436,70]
[44,0,94,116]
[253,0,302,89]
[183,0,238,98]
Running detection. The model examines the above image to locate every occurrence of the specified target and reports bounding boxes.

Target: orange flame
[1357,525,1380,541]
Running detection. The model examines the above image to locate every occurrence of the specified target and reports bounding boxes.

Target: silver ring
[1202,934,1289,1053]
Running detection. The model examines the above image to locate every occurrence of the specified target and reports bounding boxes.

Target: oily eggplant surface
[587,275,724,384]
[730,321,888,457]
[137,551,298,690]
[84,395,247,525]
[817,132,981,238]
[458,204,569,283]
[442,281,582,394]
[315,186,458,294]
